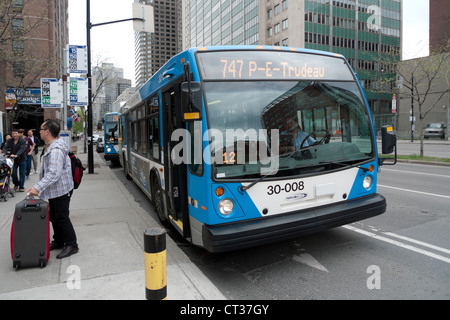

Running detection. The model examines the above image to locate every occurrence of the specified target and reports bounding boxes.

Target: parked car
[88,134,100,144]
[424,123,446,139]
[96,137,104,153]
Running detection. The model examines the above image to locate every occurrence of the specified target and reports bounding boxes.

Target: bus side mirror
[379,125,397,166]
[381,125,396,154]
[181,81,202,122]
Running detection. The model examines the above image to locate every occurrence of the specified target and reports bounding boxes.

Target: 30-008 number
[267,181,304,195]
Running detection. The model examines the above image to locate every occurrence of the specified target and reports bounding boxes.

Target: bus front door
[162,86,190,238]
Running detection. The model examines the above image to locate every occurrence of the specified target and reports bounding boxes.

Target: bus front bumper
[202,193,386,253]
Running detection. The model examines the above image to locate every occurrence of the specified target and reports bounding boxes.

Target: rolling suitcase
[10,196,50,269]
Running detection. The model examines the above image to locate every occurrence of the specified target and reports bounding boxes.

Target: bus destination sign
[196,50,354,81]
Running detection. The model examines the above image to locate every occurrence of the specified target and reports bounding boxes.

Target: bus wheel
[152,183,169,226]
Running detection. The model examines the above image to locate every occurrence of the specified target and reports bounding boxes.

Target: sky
[68,0,430,86]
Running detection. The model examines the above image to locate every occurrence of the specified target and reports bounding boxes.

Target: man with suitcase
[27,119,79,259]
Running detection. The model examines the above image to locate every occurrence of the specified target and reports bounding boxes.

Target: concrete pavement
[0,140,226,300]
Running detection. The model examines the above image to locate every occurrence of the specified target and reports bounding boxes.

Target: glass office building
[135,0,183,87]
[183,0,402,132]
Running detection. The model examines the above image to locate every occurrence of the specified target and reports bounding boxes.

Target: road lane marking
[292,253,329,272]
[343,225,450,265]
[378,184,450,199]
[382,168,450,178]
[384,232,450,255]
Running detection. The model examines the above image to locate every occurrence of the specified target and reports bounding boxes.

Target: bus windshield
[104,114,119,144]
[204,80,374,179]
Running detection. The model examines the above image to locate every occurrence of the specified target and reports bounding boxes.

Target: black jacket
[4,138,27,163]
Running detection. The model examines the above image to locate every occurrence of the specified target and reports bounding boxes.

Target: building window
[282,18,288,30]
[274,4,280,15]
[267,27,273,37]
[12,40,24,52]
[282,38,288,46]
[274,23,280,34]
[13,62,24,78]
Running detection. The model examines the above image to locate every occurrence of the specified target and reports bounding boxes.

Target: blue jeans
[12,161,26,190]
[26,155,32,176]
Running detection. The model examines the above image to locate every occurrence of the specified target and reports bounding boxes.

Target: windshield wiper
[240,145,316,192]
[318,159,371,172]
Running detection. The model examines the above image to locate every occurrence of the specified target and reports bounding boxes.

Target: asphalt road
[110,158,450,300]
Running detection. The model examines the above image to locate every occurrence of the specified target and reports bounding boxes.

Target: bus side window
[189,121,203,175]
[153,116,160,160]
[140,119,147,155]
[132,121,138,151]
[147,116,160,160]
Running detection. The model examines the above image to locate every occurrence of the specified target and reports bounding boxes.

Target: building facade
[134,0,183,87]
[429,0,450,53]
[92,63,132,122]
[0,0,68,132]
[183,0,402,133]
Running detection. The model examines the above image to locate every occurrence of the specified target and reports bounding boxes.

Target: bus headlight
[363,176,372,189]
[106,147,111,152]
[218,199,234,215]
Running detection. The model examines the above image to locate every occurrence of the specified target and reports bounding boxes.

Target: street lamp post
[85,0,144,174]
[86,0,94,174]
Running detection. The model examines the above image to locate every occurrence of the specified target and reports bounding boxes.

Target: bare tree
[397,40,450,156]
[79,56,122,153]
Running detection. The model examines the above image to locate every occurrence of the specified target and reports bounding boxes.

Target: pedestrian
[27,119,79,259]
[0,134,11,154]
[27,129,41,174]
[3,129,27,192]
[24,129,35,179]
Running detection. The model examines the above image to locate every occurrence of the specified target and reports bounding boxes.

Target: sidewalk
[0,140,226,300]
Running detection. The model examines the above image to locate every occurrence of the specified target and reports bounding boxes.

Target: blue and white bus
[104,112,119,163]
[119,46,397,252]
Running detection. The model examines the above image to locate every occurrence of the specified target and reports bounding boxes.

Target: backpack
[68,152,84,189]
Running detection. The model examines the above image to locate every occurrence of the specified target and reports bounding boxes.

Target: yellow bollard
[144,227,167,300]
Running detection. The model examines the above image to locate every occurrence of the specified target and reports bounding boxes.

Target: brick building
[429,0,450,53]
[0,0,68,134]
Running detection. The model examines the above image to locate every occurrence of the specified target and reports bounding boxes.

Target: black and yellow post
[144,228,167,300]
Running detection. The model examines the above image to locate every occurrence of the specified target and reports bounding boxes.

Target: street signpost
[392,94,397,114]
[68,77,89,106]
[67,45,88,74]
[40,78,63,108]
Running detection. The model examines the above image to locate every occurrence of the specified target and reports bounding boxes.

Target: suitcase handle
[21,202,42,212]
[22,196,43,212]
